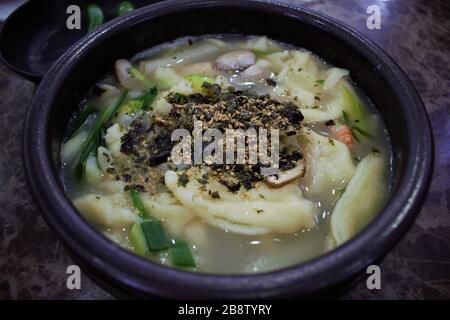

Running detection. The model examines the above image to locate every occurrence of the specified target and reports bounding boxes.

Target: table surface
[0,0,448,299]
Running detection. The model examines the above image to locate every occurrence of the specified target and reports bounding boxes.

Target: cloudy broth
[61,35,392,273]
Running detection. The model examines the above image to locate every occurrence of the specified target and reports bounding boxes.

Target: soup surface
[61,36,392,273]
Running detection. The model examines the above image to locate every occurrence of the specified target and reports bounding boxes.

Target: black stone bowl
[23,0,433,299]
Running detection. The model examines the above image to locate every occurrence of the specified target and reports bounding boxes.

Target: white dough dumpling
[299,128,356,196]
[165,170,318,235]
[73,193,139,229]
[330,153,387,245]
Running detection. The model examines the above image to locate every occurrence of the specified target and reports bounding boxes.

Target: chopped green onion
[140,87,157,110]
[129,222,149,256]
[129,189,149,218]
[117,87,157,116]
[87,4,104,33]
[130,67,153,87]
[169,240,196,267]
[184,74,215,92]
[351,125,373,138]
[141,220,170,251]
[251,49,274,56]
[117,1,135,16]
[77,90,128,172]
[118,99,143,116]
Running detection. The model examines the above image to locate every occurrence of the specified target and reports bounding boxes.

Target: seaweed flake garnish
[178,172,189,187]
[119,86,306,192]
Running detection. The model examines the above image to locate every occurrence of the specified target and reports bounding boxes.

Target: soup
[61,36,392,273]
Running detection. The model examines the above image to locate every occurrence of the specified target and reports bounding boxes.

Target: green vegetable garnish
[129,222,149,256]
[129,188,149,218]
[342,86,373,141]
[185,74,215,92]
[87,4,104,33]
[117,99,143,116]
[342,85,366,130]
[351,125,373,138]
[117,87,157,116]
[141,220,170,251]
[130,67,153,87]
[77,90,128,173]
[140,87,158,110]
[117,1,135,16]
[251,48,274,56]
[169,240,196,267]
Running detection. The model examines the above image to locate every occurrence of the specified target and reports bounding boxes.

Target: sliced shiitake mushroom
[115,59,133,87]
[265,160,305,188]
[215,50,256,70]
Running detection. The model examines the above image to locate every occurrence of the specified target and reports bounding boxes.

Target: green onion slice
[141,220,170,251]
[169,240,196,267]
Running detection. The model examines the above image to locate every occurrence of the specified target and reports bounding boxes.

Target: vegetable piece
[83,154,104,184]
[118,99,143,116]
[130,67,153,87]
[154,67,182,90]
[117,87,157,116]
[251,48,274,56]
[342,85,366,129]
[204,38,228,48]
[117,1,135,16]
[130,189,149,218]
[129,222,148,256]
[62,130,88,164]
[184,74,215,92]
[69,105,97,136]
[87,4,104,33]
[142,42,219,74]
[169,240,196,267]
[141,220,170,251]
[116,60,153,88]
[140,87,158,110]
[78,91,128,171]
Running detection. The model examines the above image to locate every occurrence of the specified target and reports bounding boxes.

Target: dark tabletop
[0,0,448,299]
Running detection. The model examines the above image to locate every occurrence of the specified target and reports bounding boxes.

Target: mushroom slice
[215,50,256,70]
[265,160,305,188]
[153,115,173,127]
[238,64,271,82]
[178,61,220,77]
[115,59,133,87]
